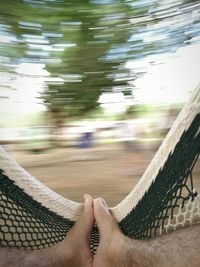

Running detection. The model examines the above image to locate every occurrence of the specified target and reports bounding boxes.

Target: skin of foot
[92,197,145,267]
[53,193,94,267]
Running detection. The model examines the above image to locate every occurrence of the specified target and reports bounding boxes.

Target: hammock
[0,84,200,252]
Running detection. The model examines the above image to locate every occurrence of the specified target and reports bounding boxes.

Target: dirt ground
[9,143,200,207]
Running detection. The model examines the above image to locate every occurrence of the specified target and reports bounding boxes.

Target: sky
[0,64,47,113]
[102,43,200,113]
[130,43,200,105]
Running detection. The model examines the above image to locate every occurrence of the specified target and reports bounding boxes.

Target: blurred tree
[40,0,134,129]
[0,0,135,129]
[0,0,200,131]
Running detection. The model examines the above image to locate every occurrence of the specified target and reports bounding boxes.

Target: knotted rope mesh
[120,113,200,239]
[0,170,74,249]
[0,111,200,252]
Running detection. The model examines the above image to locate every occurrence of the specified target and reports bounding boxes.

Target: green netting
[0,113,199,252]
[0,170,74,249]
[120,113,200,239]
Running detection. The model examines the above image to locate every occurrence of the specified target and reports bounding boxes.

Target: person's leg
[0,194,94,267]
[93,197,200,267]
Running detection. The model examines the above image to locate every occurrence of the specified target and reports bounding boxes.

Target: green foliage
[40,0,134,127]
[125,104,149,118]
[0,0,200,129]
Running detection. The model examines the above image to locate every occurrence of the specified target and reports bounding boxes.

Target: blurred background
[0,0,200,206]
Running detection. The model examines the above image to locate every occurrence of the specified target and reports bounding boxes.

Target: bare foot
[93,198,200,267]
[52,194,94,267]
[93,198,129,267]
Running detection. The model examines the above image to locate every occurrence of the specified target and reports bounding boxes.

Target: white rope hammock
[0,82,200,249]
[113,83,200,222]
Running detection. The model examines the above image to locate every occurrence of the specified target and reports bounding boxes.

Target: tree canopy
[0,0,200,127]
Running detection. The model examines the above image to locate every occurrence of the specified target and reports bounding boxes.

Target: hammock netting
[0,85,200,253]
[119,113,200,239]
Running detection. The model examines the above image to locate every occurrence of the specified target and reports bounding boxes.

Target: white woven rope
[162,193,200,235]
[0,147,83,221]
[112,82,200,221]
[0,82,200,223]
